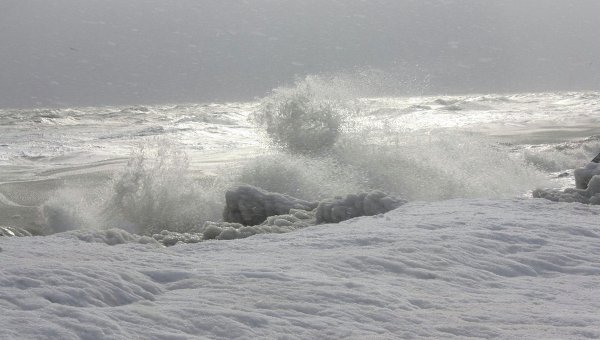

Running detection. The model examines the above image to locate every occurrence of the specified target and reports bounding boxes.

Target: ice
[1,198,600,338]
[574,162,600,189]
[534,162,600,204]
[59,228,160,246]
[316,190,406,223]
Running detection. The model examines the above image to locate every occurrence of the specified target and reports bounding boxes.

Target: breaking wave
[102,139,225,235]
[252,75,361,154]
[249,76,549,201]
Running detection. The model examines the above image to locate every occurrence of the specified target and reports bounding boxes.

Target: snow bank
[534,162,600,204]
[1,198,599,339]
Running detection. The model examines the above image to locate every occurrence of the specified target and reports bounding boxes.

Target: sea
[2,81,600,338]
[1,79,600,236]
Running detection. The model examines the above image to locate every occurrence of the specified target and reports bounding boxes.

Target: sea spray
[251,75,548,200]
[40,187,107,235]
[235,153,364,201]
[332,130,548,200]
[252,75,362,154]
[103,139,225,235]
[523,136,600,172]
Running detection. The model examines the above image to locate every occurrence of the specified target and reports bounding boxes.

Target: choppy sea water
[1,90,599,235]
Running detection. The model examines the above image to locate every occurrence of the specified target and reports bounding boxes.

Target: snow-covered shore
[2,198,599,339]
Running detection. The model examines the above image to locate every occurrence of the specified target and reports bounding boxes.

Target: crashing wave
[252,75,360,154]
[102,139,224,235]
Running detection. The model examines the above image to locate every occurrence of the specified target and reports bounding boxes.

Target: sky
[1,0,599,108]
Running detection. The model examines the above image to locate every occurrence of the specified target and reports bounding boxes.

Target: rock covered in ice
[223,185,317,226]
[0,226,32,237]
[59,228,160,246]
[534,174,600,204]
[316,191,407,223]
[574,162,600,189]
[534,163,600,204]
[205,209,316,241]
[154,187,404,245]
[152,230,203,246]
[152,209,317,245]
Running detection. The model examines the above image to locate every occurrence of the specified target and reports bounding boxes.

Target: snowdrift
[1,198,599,339]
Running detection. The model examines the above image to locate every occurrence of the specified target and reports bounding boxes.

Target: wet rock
[316,191,407,224]
[223,185,317,226]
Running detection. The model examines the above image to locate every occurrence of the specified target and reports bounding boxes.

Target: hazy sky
[1,0,599,108]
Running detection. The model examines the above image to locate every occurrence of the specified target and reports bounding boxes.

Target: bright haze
[1,0,599,108]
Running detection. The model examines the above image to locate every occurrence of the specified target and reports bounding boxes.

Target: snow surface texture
[534,162,600,204]
[1,198,599,339]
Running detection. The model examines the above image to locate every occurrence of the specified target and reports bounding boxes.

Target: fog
[1,0,599,108]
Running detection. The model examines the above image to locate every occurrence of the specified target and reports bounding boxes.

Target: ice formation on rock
[154,188,404,246]
[223,185,317,226]
[534,162,600,204]
[316,191,407,223]
[574,162,600,189]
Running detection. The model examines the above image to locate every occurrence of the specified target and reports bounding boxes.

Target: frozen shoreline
[2,197,599,339]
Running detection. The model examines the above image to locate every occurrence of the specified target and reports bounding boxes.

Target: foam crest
[252,75,362,154]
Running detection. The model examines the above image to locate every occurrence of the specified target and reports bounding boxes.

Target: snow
[2,198,600,339]
[534,163,600,204]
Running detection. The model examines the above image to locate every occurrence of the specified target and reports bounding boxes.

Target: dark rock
[316,191,407,224]
[223,185,317,226]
